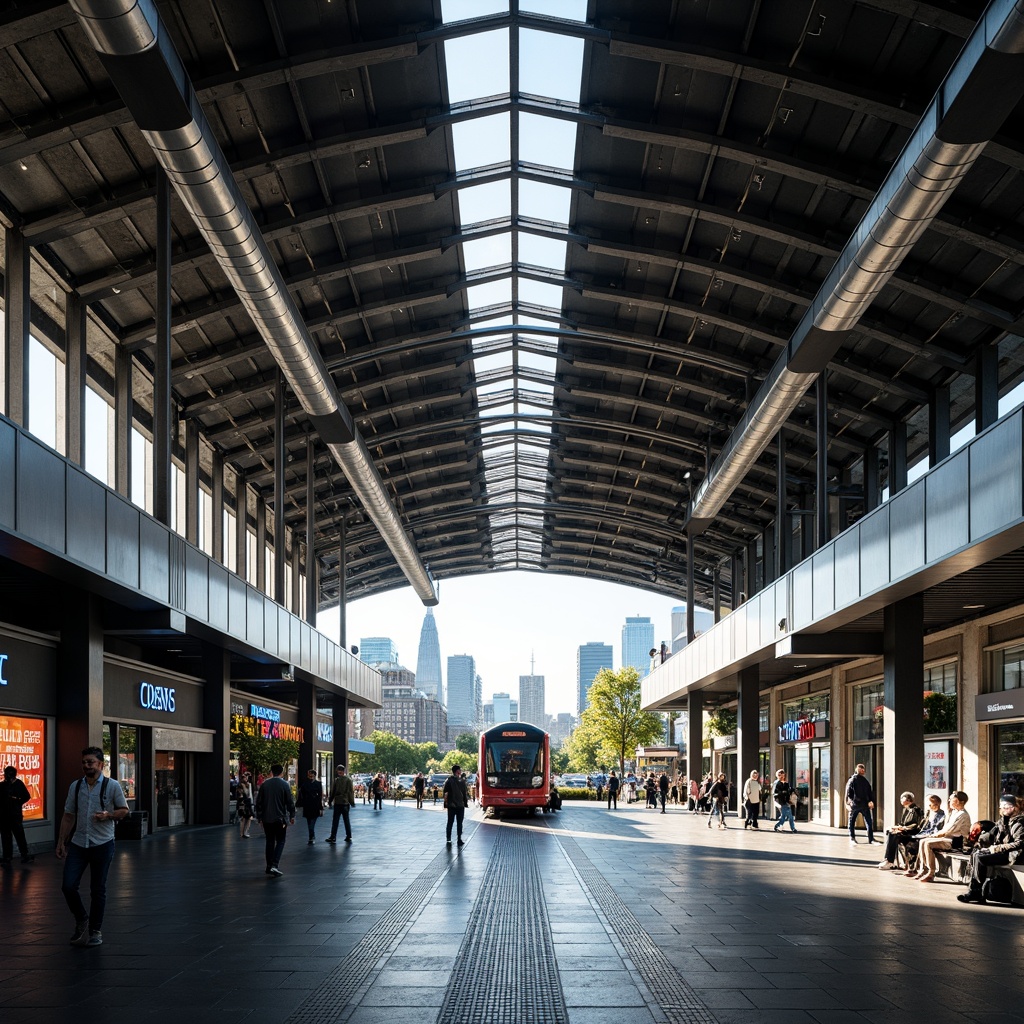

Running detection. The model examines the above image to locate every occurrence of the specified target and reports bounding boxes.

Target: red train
[478,722,551,815]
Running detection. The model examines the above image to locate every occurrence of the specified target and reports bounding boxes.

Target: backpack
[70,776,110,838]
[981,874,1014,904]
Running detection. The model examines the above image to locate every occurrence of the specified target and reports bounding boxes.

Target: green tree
[440,748,478,774]
[562,715,604,772]
[231,729,301,783]
[414,742,440,770]
[454,732,478,755]
[348,731,417,775]
[583,666,664,775]
[550,745,570,776]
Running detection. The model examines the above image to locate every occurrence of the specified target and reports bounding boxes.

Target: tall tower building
[621,615,655,676]
[415,608,443,703]
[492,692,517,723]
[446,654,477,733]
[577,641,613,715]
[519,654,545,728]
[670,605,716,652]
[360,636,398,665]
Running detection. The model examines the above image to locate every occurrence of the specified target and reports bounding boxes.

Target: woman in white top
[742,770,763,830]
[914,791,971,882]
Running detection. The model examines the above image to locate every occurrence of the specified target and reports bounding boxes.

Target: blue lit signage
[317,722,333,743]
[250,704,281,722]
[0,653,7,686]
[139,682,176,713]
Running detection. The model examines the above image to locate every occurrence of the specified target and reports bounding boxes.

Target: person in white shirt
[742,770,763,830]
[913,791,971,882]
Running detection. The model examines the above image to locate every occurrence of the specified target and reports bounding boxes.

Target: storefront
[0,624,57,851]
[779,692,831,823]
[230,694,305,791]
[978,641,1024,800]
[103,655,213,830]
[315,713,335,785]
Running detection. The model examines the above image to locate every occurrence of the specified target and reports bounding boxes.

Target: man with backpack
[957,794,1024,904]
[56,747,129,947]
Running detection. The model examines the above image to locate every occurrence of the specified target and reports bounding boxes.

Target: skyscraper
[359,636,398,665]
[621,615,655,676]
[577,641,613,715]
[492,692,517,723]
[415,608,442,703]
[670,605,716,653]
[519,656,545,728]
[446,654,477,733]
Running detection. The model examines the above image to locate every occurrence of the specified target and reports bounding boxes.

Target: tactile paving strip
[435,827,569,1024]
[285,844,455,1024]
[555,828,718,1024]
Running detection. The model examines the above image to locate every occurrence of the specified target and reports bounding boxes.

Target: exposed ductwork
[688,0,1024,531]
[69,0,437,605]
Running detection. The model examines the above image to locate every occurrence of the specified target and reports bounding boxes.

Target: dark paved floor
[1,799,1022,1024]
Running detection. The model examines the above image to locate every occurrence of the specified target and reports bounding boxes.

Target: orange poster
[0,716,45,821]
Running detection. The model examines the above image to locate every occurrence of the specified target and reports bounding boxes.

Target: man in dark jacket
[877,791,925,869]
[846,763,876,844]
[607,771,620,810]
[326,764,355,843]
[658,772,670,813]
[255,764,295,877]
[0,765,34,865]
[443,765,469,846]
[297,769,324,845]
[957,794,1024,904]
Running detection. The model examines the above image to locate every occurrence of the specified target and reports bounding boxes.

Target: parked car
[560,775,588,789]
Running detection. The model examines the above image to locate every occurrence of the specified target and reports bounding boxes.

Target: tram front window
[485,742,544,787]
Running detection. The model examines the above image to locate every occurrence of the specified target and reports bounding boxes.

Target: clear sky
[316,572,685,718]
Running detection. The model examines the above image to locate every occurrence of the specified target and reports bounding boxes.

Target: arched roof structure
[2,0,1023,613]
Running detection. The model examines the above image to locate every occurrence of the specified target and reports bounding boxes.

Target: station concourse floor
[1,798,1021,1024]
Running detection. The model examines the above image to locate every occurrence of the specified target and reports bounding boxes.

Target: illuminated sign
[501,730,527,737]
[139,682,176,713]
[0,653,7,685]
[317,722,333,744]
[232,713,304,743]
[777,718,829,744]
[250,704,281,722]
[0,716,45,821]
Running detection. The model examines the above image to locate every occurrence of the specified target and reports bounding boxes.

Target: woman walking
[236,773,254,838]
[742,770,762,830]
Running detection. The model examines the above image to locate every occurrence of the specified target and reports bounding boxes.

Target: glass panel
[462,233,512,271]
[991,644,1024,692]
[520,29,585,99]
[117,726,138,809]
[997,724,1024,798]
[442,0,507,21]
[451,113,510,170]
[457,181,511,223]
[519,112,577,169]
[852,681,884,741]
[519,233,567,270]
[155,750,186,827]
[444,30,509,102]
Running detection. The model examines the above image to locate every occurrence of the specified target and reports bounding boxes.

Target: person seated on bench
[878,791,925,869]
[901,794,946,875]
[912,791,971,883]
[956,794,1024,904]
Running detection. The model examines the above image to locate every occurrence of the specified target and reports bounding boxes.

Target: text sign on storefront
[0,653,7,685]
[317,722,333,743]
[139,682,176,713]
[975,688,1023,722]
[0,716,45,820]
[232,713,304,743]
[777,719,829,744]
[250,704,281,722]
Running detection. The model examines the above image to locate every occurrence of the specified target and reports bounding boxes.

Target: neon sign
[317,722,333,743]
[250,704,281,722]
[0,653,7,685]
[777,718,829,743]
[139,682,176,712]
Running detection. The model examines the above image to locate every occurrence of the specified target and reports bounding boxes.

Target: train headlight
[487,776,498,786]
[532,776,543,787]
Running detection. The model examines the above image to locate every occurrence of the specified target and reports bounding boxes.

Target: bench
[934,849,1024,906]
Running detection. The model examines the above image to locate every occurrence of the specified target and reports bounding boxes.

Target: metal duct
[689,0,1024,530]
[69,0,437,605]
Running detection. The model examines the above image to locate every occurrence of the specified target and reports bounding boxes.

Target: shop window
[997,724,1024,798]
[923,662,957,734]
[990,643,1024,692]
[852,681,884,741]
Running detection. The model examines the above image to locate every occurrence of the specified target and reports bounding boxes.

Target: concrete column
[687,689,704,781]
[712,566,721,624]
[976,346,998,433]
[889,423,908,496]
[763,523,776,585]
[961,620,985,811]
[737,665,760,814]
[211,451,224,564]
[730,551,742,607]
[274,373,286,605]
[235,474,247,580]
[882,594,924,830]
[929,385,950,466]
[746,538,759,596]
[305,439,317,625]
[185,418,199,546]
[863,446,879,513]
[297,681,316,778]
[333,693,350,770]
[65,292,87,465]
[4,227,30,425]
[114,344,132,498]
[256,495,267,593]
[775,431,789,578]
[685,533,695,643]
[153,169,172,527]
[816,373,829,550]
[338,518,347,647]
[56,591,105,793]
[195,644,231,824]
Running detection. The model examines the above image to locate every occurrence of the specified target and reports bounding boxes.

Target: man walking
[413,771,426,809]
[1,765,35,865]
[846,763,876,845]
[297,768,324,845]
[326,764,355,844]
[443,764,469,846]
[255,764,295,876]
[56,747,129,947]
[607,770,620,810]
[658,771,670,813]
[772,769,797,833]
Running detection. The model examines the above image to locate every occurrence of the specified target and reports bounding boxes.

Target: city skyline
[317,573,688,716]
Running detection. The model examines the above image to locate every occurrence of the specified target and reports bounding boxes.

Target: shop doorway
[851,743,884,831]
[155,751,188,828]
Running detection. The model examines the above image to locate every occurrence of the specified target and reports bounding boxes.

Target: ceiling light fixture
[18,160,28,171]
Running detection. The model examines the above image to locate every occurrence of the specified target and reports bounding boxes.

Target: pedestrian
[877,791,924,869]
[413,771,426,809]
[326,764,355,843]
[957,794,1024,903]
[56,746,129,947]
[670,779,679,805]
[742,770,762,830]
[689,776,700,813]
[297,768,324,844]
[645,773,657,808]
[1,765,35,865]
[707,773,730,828]
[443,764,469,846]
[846,763,877,845]
[371,773,385,811]
[255,763,295,877]
[772,769,798,832]
[236,773,254,838]
[658,771,669,813]
[607,770,620,810]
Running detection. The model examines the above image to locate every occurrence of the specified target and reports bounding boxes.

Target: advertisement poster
[924,740,949,808]
[0,716,45,820]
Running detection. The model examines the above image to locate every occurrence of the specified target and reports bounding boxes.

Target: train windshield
[484,740,544,786]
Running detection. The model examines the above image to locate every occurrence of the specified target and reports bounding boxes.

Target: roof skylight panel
[451,113,510,170]
[456,181,512,224]
[518,232,568,271]
[519,29,584,101]
[441,0,508,23]
[462,233,513,272]
[444,30,509,102]
[519,113,577,170]
[519,180,572,224]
